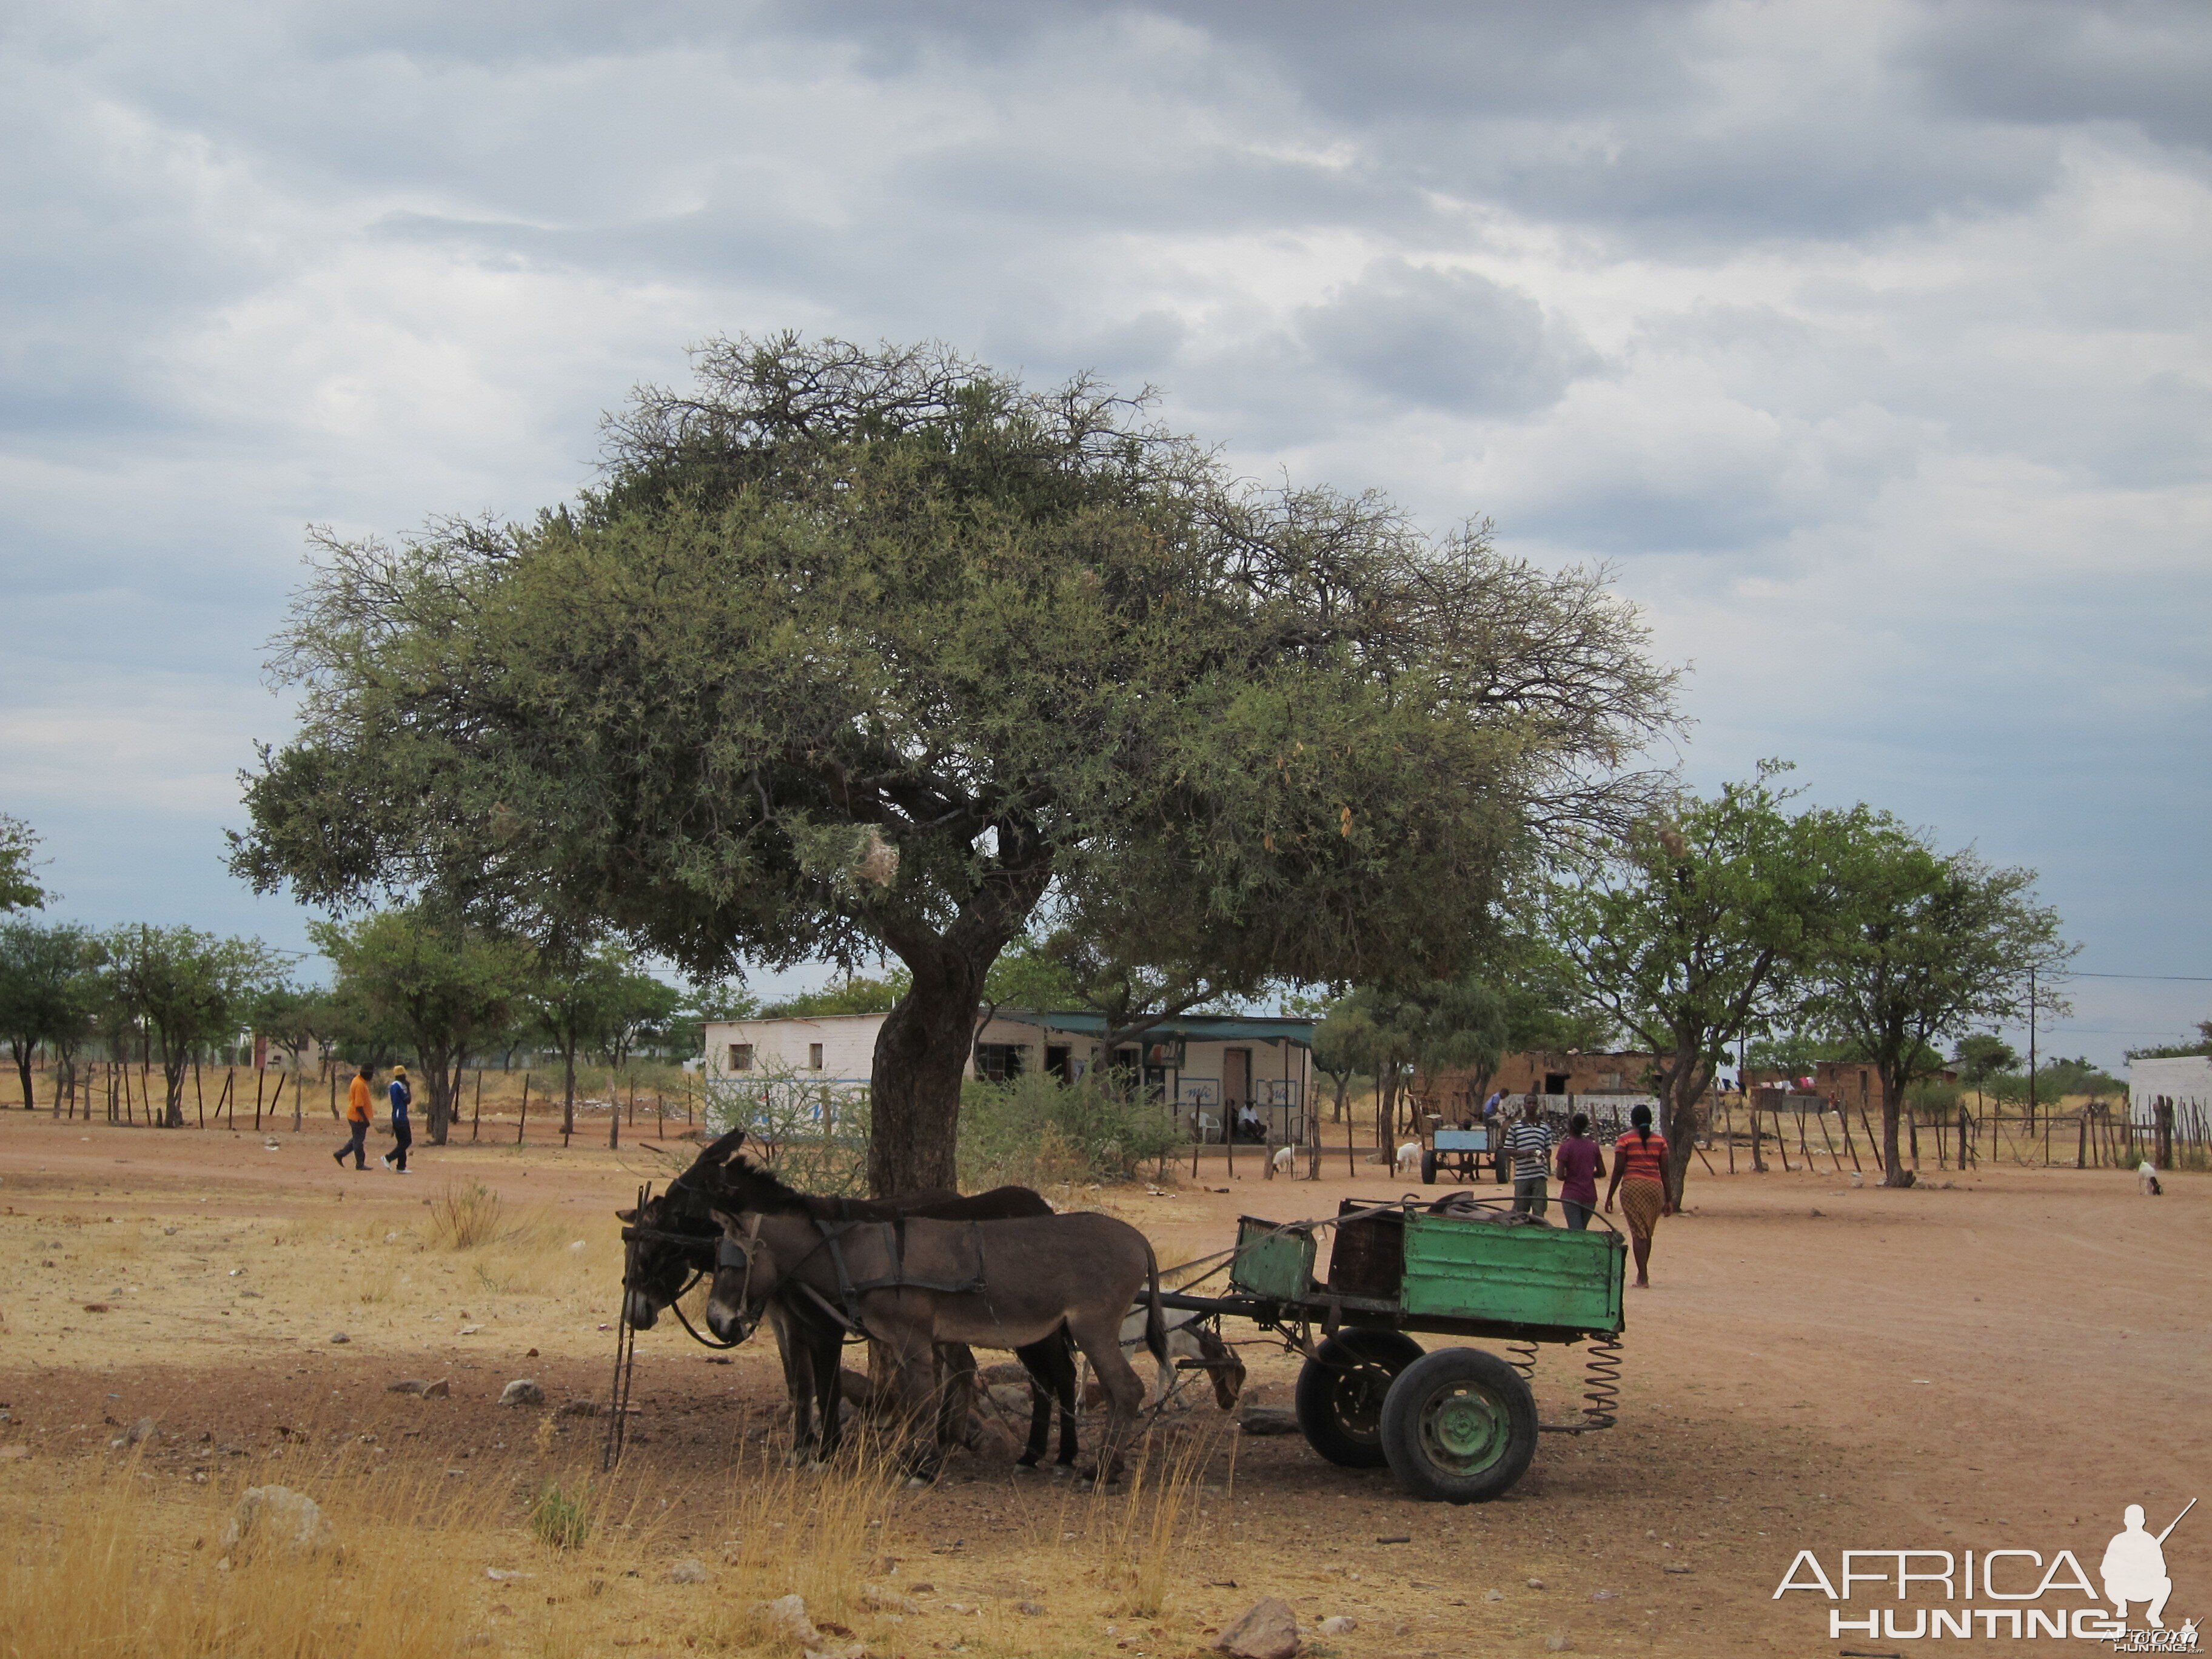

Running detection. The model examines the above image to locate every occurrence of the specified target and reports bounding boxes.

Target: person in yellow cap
[381,1065,414,1173]
[336,1064,373,1169]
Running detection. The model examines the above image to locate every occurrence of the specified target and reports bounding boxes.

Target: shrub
[427,1180,504,1249]
[529,1480,591,1550]
[958,1073,1182,1187]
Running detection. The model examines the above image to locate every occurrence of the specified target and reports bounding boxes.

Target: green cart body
[1198,1199,1627,1503]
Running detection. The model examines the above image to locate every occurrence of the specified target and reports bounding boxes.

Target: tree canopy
[102,925,289,1127]
[235,335,1675,1192]
[0,816,46,915]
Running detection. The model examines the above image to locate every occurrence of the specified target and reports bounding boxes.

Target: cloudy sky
[4,1,2207,1064]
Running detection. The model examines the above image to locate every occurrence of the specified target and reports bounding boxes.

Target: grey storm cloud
[1,0,2208,1057]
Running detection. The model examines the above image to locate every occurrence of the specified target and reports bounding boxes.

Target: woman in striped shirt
[1603,1103,1672,1288]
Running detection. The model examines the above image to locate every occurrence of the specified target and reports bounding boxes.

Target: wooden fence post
[253,1065,265,1131]
[517,1073,530,1146]
[472,1070,483,1142]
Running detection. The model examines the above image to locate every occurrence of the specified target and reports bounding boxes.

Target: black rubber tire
[1420,1150,1438,1185]
[1379,1346,1538,1503]
[1295,1328,1425,1469]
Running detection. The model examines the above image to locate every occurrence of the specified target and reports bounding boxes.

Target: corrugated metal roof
[994,1008,1314,1045]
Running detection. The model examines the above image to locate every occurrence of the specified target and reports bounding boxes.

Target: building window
[975,1043,1026,1082]
[728,1043,753,1072]
[808,1043,825,1071]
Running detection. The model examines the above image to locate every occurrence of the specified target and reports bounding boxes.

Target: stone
[423,1378,451,1398]
[329,1332,349,1344]
[1238,1405,1299,1436]
[760,1594,823,1646]
[498,1379,545,1408]
[221,1486,333,1560]
[126,1416,158,1445]
[1214,1597,1300,1659]
[979,1361,1030,1387]
[1526,1577,1545,1589]
[861,1585,919,1615]
[388,1379,429,1395]
[556,1398,601,1418]
[1017,1600,1044,1616]
[1318,1615,1357,1635]
[1544,1634,1573,1652]
[1484,1590,1503,1603]
[668,1558,709,1584]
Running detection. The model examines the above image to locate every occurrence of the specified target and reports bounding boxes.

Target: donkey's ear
[615,1207,638,1223]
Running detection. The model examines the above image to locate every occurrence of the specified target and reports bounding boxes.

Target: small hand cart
[1418,1122,1493,1185]
[1158,1196,1624,1503]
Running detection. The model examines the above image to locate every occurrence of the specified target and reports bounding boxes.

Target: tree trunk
[1659,1048,1707,1206]
[11,1042,32,1111]
[870,952,989,1196]
[424,1044,454,1145]
[561,1044,577,1143]
[1879,1067,1910,1186]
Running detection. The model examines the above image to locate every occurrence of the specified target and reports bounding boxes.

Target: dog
[2139,1159,2163,1196]
[1272,1144,1295,1175]
[1395,1141,1423,1175]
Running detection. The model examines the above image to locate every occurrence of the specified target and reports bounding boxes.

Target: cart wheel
[1379,1347,1538,1503]
[1295,1329,1424,1468]
[1420,1150,1438,1185]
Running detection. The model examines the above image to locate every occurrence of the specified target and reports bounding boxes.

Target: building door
[1224,1048,1251,1113]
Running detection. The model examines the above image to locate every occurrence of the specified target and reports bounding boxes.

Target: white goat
[1394,1140,1423,1175]
[1271,1144,1295,1175]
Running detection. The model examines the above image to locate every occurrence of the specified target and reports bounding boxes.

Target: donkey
[616,1130,1082,1467]
[705,1157,1168,1483]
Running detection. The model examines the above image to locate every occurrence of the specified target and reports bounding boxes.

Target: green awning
[994,1009,1313,1047]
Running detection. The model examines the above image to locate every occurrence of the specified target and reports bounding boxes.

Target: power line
[2059,971,2212,984]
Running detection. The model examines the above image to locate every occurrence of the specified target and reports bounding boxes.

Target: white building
[2125,1055,2212,1128]
[700,1008,1316,1143]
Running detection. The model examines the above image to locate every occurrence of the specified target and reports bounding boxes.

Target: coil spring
[1506,1340,1538,1384]
[1579,1333,1623,1429]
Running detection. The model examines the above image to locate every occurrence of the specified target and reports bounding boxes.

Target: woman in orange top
[335,1064,374,1170]
[1603,1103,1672,1288]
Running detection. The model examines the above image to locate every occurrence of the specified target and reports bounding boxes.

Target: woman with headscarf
[380,1065,413,1173]
[1603,1104,1671,1287]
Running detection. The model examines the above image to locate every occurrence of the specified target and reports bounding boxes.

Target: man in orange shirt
[335,1064,374,1169]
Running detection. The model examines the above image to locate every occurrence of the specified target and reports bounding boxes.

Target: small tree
[315,906,527,1144]
[1548,769,1845,1202]
[0,921,99,1108]
[1951,1033,2017,1115]
[600,962,684,1071]
[102,925,286,1127]
[1801,821,2071,1187]
[0,815,46,916]
[523,942,631,1142]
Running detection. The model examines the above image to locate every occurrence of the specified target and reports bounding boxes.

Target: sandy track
[2,1113,2205,1654]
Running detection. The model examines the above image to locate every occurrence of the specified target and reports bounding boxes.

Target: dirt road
[1,1114,2204,1654]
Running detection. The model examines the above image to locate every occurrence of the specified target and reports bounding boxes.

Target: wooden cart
[1158,1196,1625,1503]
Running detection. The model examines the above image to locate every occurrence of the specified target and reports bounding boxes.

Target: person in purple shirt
[1553,1111,1605,1231]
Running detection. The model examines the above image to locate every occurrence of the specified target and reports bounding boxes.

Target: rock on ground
[388,1379,428,1395]
[1238,1405,1299,1436]
[668,1558,708,1584]
[126,1416,158,1445]
[556,1398,600,1418]
[1215,1597,1301,1659]
[499,1379,545,1407]
[221,1486,333,1560]
[1318,1615,1356,1635]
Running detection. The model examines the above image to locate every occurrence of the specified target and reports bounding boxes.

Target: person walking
[1554,1112,1605,1230]
[335,1064,373,1169]
[380,1064,413,1173]
[1504,1095,1555,1219]
[1604,1103,1672,1287]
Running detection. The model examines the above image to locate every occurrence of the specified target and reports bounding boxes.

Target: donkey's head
[614,1128,748,1329]
[703,1207,781,1345]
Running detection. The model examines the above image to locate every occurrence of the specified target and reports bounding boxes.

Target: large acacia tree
[235,336,1672,1195]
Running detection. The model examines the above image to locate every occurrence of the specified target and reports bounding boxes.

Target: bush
[1905,1079,1961,1117]
[959,1073,1182,1188]
[529,1480,591,1550]
[427,1180,504,1249]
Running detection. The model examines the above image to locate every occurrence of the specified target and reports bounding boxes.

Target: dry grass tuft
[427,1179,504,1250]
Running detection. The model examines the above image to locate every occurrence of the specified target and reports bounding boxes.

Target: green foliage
[2031,1055,2125,1099]
[1547,766,1849,1190]
[1905,1078,1962,1116]
[315,905,528,1139]
[0,921,102,1107]
[762,971,911,1017]
[2125,1020,2212,1061]
[0,816,46,914]
[703,1063,871,1196]
[1951,1033,2019,1085]
[957,1072,1182,1187]
[234,335,1674,1191]
[529,1481,591,1551]
[102,925,289,1125]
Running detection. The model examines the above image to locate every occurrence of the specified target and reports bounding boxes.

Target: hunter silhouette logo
[1775,1497,2196,1646]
